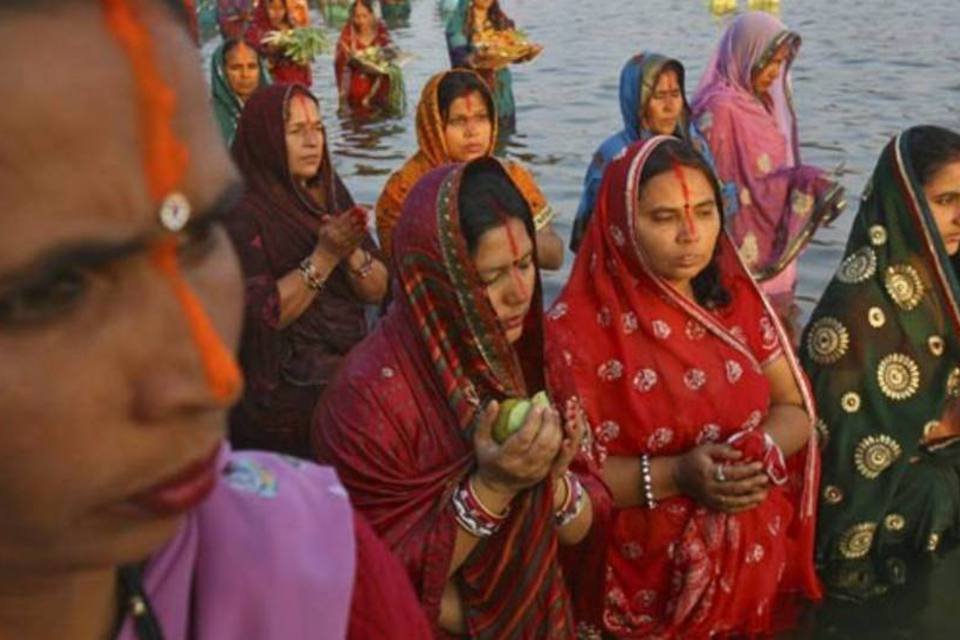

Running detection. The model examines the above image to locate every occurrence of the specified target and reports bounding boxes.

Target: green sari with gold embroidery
[801,130,960,601]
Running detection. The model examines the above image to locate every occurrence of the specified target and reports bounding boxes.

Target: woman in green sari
[210,38,271,145]
[802,125,960,601]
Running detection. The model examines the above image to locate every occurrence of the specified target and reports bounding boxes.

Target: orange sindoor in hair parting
[103,0,241,403]
[671,161,698,241]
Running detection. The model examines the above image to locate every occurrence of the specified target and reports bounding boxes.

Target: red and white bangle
[452,476,509,538]
[554,471,586,528]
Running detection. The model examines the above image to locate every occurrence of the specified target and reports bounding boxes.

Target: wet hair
[458,161,533,256]
[437,71,496,126]
[906,126,960,187]
[639,139,732,309]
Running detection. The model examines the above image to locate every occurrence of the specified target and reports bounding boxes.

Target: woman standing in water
[227,84,387,458]
[445,0,541,135]
[375,69,563,268]
[245,0,313,86]
[802,126,960,600]
[548,137,821,638]
[571,51,737,252]
[334,0,405,117]
[692,11,844,324]
[210,38,270,145]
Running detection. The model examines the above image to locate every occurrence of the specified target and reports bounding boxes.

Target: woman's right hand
[315,207,367,261]
[672,444,769,514]
[472,400,564,498]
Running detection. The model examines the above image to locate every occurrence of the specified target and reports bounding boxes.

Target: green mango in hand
[491,391,551,444]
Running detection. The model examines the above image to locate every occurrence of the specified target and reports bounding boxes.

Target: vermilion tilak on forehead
[102,0,241,403]
[671,160,698,240]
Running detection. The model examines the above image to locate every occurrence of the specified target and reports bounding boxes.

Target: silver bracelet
[640,454,656,509]
[298,257,326,291]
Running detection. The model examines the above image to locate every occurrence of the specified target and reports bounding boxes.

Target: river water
[203,1,960,636]
[287,0,960,314]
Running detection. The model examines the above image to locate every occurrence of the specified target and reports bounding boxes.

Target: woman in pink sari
[547,137,822,638]
[692,11,844,322]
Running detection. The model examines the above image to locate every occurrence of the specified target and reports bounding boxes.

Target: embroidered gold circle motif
[837,247,877,284]
[868,307,886,328]
[884,264,924,311]
[841,392,861,413]
[815,419,830,449]
[924,420,940,440]
[927,533,941,551]
[854,434,902,479]
[947,368,960,398]
[869,225,888,246]
[929,336,945,357]
[823,485,843,505]
[884,514,906,532]
[839,523,876,559]
[806,317,850,365]
[877,353,920,401]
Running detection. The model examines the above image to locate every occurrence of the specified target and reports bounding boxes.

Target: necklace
[115,565,164,640]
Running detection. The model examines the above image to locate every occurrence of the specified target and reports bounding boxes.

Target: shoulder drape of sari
[375,69,551,258]
[801,131,960,600]
[691,12,836,293]
[210,42,271,146]
[548,137,821,638]
[315,159,584,638]
[117,447,356,639]
[334,19,394,111]
[571,53,736,252]
[226,84,374,456]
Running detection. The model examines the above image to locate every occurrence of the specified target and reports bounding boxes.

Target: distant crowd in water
[2,1,959,639]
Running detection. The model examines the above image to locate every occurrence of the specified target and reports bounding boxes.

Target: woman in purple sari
[692,11,844,322]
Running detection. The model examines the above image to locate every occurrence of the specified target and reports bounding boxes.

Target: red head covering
[547,137,821,637]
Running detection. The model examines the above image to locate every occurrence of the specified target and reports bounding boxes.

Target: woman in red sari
[547,137,822,639]
[313,158,608,637]
[245,0,312,86]
[334,0,403,117]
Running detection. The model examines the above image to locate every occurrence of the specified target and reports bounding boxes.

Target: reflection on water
[203,2,960,632]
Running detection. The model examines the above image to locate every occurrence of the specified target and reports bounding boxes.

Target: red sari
[244,3,312,86]
[547,138,822,639]
[313,159,599,638]
[334,19,392,112]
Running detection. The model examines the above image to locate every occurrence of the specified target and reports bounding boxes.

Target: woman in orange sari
[548,137,822,638]
[375,69,563,269]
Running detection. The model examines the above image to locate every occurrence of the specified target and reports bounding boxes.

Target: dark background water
[202,1,960,636]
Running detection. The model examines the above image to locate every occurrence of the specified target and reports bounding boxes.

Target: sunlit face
[224,42,260,103]
[351,1,375,30]
[285,0,310,27]
[642,68,683,136]
[285,94,325,182]
[753,43,789,95]
[0,4,243,575]
[633,164,721,297]
[473,217,535,344]
[924,160,960,255]
[266,0,287,28]
[443,91,493,162]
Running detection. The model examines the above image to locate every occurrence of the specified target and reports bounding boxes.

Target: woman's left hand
[550,397,586,480]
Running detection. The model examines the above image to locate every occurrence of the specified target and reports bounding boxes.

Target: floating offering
[473,28,542,69]
[492,391,551,444]
[261,27,329,65]
[352,45,412,76]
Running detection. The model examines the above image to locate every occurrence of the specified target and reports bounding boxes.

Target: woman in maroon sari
[313,158,608,637]
[547,137,821,638]
[227,84,387,458]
